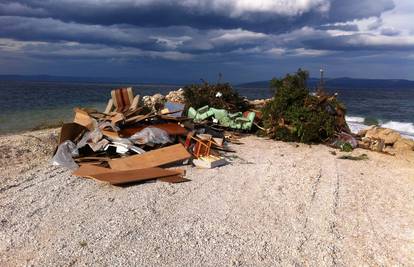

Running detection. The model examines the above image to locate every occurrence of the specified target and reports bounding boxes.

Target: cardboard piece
[108,144,191,171]
[59,123,87,145]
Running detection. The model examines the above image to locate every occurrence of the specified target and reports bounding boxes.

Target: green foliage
[261,69,348,143]
[183,82,250,113]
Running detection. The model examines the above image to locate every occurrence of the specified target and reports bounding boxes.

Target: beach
[1,128,414,266]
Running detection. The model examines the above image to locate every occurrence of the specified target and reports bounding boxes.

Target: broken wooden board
[72,164,112,179]
[158,175,190,183]
[58,123,87,145]
[73,165,184,185]
[73,108,96,130]
[108,144,191,171]
[90,167,182,185]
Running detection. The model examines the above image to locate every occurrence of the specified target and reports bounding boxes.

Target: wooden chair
[104,87,140,114]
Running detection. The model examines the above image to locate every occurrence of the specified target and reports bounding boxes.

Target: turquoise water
[0,81,181,134]
[0,80,413,137]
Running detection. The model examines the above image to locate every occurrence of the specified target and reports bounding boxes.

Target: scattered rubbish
[338,154,369,161]
[187,106,256,130]
[51,78,401,191]
[129,127,171,145]
[52,86,242,188]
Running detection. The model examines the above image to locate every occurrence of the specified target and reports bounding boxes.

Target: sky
[0,0,414,83]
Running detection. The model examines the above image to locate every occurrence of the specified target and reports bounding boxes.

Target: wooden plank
[72,165,112,178]
[91,167,182,185]
[73,108,95,129]
[108,144,191,171]
[158,175,190,183]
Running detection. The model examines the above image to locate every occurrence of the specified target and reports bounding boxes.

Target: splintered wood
[73,165,188,185]
[108,144,191,171]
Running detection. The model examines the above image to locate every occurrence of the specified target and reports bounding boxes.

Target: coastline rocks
[393,138,414,151]
[357,126,414,153]
[364,126,401,145]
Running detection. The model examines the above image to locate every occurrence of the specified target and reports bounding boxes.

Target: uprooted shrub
[261,69,349,143]
[183,82,250,113]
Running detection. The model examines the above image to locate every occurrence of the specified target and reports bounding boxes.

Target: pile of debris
[52,87,233,186]
[50,75,412,187]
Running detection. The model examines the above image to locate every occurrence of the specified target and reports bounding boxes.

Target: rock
[393,138,414,151]
[357,125,375,137]
[249,99,271,109]
[142,93,166,110]
[364,127,401,145]
[165,88,185,104]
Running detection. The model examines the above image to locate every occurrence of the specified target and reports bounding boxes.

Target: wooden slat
[108,144,191,171]
[91,167,181,185]
[73,165,185,185]
[72,165,112,179]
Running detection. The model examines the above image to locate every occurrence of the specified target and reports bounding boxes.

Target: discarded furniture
[187,105,256,131]
[104,87,140,114]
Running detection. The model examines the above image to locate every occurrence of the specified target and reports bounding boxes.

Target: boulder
[364,127,401,145]
[165,88,185,104]
[393,138,414,151]
[357,125,375,137]
[142,93,166,109]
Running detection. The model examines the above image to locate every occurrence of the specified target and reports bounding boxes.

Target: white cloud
[212,29,268,43]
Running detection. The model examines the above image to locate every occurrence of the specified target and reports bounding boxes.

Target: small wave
[345,116,414,139]
[345,116,365,123]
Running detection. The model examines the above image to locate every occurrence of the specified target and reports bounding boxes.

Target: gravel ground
[1,135,414,266]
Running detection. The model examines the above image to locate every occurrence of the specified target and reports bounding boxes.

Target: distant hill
[2,75,414,89]
[237,77,414,89]
[0,74,190,85]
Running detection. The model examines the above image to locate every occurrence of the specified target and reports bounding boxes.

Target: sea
[0,80,413,139]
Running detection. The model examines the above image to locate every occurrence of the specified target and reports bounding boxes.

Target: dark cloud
[0,0,395,33]
[303,34,414,51]
[0,0,413,81]
[318,24,359,32]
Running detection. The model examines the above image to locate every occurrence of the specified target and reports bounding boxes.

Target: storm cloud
[0,0,413,82]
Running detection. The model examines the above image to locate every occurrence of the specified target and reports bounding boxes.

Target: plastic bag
[77,128,104,150]
[51,140,79,170]
[129,127,171,145]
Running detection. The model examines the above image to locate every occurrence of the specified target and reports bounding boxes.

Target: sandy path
[1,136,414,266]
